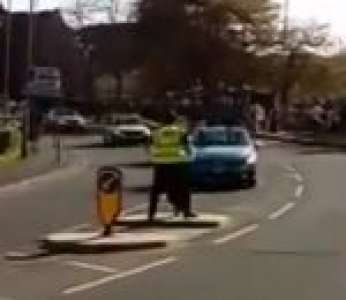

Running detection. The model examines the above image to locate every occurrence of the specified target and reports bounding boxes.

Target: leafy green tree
[135,0,279,93]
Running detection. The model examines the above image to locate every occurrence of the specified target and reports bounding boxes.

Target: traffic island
[34,213,231,255]
[116,213,230,229]
[35,167,231,256]
[40,232,168,254]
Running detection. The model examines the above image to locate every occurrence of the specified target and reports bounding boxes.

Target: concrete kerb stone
[40,232,167,254]
[115,213,230,229]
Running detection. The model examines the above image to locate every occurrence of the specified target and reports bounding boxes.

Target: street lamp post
[277,0,290,131]
[21,0,35,158]
[283,0,289,43]
[27,0,34,70]
[4,0,12,100]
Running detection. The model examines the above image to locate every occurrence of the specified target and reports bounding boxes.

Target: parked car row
[40,109,258,189]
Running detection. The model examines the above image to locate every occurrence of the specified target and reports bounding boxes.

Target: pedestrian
[310,101,324,132]
[149,110,197,222]
[269,106,280,133]
[248,102,257,136]
[255,103,266,132]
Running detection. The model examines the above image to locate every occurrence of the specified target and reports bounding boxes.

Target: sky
[2,0,346,38]
[285,0,345,38]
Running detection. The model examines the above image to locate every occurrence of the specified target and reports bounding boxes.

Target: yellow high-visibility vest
[151,125,189,164]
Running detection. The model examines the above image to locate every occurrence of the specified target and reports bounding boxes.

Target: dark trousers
[149,163,191,220]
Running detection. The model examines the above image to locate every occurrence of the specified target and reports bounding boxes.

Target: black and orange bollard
[97,166,123,236]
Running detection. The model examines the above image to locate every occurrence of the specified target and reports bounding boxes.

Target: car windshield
[193,128,250,146]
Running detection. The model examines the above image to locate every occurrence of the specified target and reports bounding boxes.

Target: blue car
[189,126,257,188]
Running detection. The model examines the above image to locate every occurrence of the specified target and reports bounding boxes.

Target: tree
[277,22,331,106]
[134,0,279,93]
[80,23,143,99]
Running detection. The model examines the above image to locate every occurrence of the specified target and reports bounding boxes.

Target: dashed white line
[285,165,296,173]
[63,256,177,295]
[64,260,117,274]
[268,202,296,220]
[295,184,304,198]
[213,224,259,245]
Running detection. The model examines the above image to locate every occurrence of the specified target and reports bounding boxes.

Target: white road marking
[285,173,304,183]
[268,202,296,220]
[63,256,177,295]
[57,203,148,236]
[122,203,147,215]
[295,184,304,198]
[255,140,266,147]
[64,260,117,274]
[63,223,90,232]
[293,173,304,183]
[285,165,296,173]
[213,224,259,245]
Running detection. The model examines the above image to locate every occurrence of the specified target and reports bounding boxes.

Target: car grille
[193,158,246,174]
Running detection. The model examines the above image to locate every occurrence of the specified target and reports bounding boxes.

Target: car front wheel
[245,169,257,188]
[104,135,115,146]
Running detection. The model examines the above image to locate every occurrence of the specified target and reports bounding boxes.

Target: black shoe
[184,212,198,219]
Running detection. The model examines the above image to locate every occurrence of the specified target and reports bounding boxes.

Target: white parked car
[45,108,88,133]
[103,114,151,145]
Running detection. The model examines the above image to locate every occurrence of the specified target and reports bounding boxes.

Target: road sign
[97,166,123,236]
[23,66,63,98]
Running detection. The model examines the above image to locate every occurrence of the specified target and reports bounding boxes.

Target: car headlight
[247,151,257,164]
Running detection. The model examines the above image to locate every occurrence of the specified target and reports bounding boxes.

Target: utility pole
[75,0,84,27]
[283,0,289,43]
[4,0,12,100]
[111,0,119,23]
[22,0,35,158]
[278,0,291,130]
[27,0,34,70]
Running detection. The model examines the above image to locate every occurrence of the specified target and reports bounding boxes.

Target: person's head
[161,110,177,125]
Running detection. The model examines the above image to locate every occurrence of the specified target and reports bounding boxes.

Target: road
[0,136,346,299]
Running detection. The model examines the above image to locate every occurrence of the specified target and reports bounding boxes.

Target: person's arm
[182,133,192,156]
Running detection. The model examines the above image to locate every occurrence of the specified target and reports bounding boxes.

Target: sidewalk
[257,130,346,149]
[0,137,62,187]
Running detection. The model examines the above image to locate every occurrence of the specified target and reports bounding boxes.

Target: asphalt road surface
[0,136,346,299]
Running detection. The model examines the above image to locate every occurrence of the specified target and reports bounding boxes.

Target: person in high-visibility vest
[149,111,197,221]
